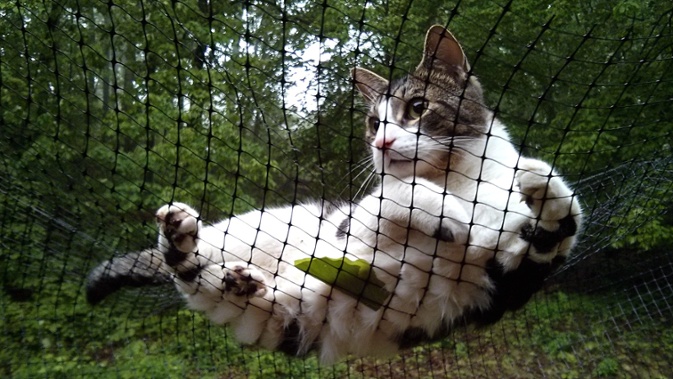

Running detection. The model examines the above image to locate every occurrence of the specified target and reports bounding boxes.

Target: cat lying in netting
[86,25,582,364]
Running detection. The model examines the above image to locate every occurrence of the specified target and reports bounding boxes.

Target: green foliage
[348,291,673,378]
[594,357,619,377]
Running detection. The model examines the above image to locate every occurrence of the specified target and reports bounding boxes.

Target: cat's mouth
[374,148,415,173]
[388,158,412,165]
[384,147,414,161]
[381,156,415,175]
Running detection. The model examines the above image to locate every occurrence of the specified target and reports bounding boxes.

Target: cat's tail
[85,248,173,305]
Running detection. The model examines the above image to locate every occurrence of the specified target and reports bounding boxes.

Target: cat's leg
[344,177,470,342]
[155,203,267,301]
[462,159,583,327]
[515,159,582,259]
[377,176,470,244]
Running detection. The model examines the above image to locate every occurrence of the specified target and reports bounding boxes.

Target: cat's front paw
[222,265,268,298]
[516,159,552,211]
[516,159,574,221]
[156,202,200,254]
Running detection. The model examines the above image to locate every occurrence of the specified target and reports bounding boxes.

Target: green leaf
[294,257,391,310]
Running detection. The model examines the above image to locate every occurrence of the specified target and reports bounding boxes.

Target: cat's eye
[368,117,380,131]
[406,98,428,120]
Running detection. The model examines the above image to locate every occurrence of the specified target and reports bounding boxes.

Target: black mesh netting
[1,0,672,378]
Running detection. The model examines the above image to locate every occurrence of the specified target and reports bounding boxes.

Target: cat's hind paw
[177,264,267,308]
[156,202,201,254]
[222,265,268,298]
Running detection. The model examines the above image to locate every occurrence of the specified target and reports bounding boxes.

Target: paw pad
[156,203,200,254]
[223,266,267,297]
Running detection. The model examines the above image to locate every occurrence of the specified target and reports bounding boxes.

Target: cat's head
[353,26,489,180]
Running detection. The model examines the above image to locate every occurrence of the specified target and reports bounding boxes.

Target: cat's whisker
[433,136,475,148]
[345,159,373,184]
[336,157,375,198]
[339,157,374,197]
[352,173,376,200]
[354,162,377,200]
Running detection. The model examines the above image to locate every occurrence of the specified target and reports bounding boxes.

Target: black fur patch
[163,246,188,267]
[336,217,350,239]
[86,268,172,305]
[433,224,454,242]
[520,214,578,254]
[397,327,431,349]
[467,256,566,326]
[396,323,452,349]
[277,320,308,356]
[176,266,202,282]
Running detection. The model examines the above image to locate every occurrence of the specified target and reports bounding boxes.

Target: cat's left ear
[351,68,389,103]
[418,25,471,75]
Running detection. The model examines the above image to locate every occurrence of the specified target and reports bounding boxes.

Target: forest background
[1,0,672,377]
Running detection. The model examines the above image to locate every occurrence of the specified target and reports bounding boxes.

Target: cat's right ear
[351,68,389,103]
[418,25,470,75]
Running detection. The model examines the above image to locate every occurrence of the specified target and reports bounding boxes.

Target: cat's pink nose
[374,135,395,150]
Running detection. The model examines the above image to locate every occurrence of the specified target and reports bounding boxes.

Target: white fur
[153,107,581,364]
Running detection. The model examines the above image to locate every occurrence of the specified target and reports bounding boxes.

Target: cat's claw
[156,202,201,254]
[434,216,469,245]
[516,160,556,217]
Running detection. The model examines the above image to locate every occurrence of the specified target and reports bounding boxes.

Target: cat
[86,25,582,364]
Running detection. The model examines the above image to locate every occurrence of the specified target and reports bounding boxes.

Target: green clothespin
[294,257,391,310]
